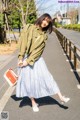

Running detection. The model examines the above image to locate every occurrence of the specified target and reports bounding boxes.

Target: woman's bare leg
[30,97,39,112]
[57,91,64,100]
[30,97,37,106]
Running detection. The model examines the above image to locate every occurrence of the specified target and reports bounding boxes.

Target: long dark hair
[35,13,53,34]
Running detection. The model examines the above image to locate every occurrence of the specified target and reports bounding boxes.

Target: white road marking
[77,84,80,89]
[70,69,80,72]
[66,59,74,62]
[63,53,66,55]
[0,86,15,112]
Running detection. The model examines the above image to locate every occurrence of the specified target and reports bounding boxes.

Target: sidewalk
[0,55,14,70]
[0,52,18,100]
[0,32,80,120]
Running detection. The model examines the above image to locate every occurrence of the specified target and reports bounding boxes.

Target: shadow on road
[11,95,68,110]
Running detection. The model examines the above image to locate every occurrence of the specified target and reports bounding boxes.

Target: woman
[16,13,70,112]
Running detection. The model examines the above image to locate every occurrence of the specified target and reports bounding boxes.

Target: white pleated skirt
[16,57,60,98]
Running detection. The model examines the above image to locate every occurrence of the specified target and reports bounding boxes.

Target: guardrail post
[60,35,62,46]
[62,36,65,49]
[66,39,68,54]
[55,29,80,72]
[62,36,64,49]
[74,46,77,70]
[69,41,71,60]
[61,34,63,47]
[64,38,66,51]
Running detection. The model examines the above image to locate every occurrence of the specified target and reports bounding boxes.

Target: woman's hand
[18,60,23,67]
[18,59,28,67]
[21,60,28,67]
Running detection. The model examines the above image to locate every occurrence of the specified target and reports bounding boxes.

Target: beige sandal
[61,96,70,104]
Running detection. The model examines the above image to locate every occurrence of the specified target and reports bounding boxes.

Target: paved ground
[0,32,80,120]
[0,51,18,99]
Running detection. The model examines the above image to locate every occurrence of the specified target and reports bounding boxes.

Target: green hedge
[63,24,80,32]
[53,22,62,28]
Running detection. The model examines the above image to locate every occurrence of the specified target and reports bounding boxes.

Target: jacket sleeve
[26,34,48,66]
[18,24,30,60]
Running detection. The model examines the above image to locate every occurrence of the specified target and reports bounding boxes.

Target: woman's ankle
[57,92,64,100]
[30,98,37,106]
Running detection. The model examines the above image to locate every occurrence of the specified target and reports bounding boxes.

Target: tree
[5,0,37,28]
[0,0,37,43]
[67,8,78,24]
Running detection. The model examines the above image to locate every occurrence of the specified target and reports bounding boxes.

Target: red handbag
[4,68,18,86]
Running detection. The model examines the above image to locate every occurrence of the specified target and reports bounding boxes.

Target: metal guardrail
[55,28,80,71]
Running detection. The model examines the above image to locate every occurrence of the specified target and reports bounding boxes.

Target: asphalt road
[57,28,80,49]
[0,32,80,120]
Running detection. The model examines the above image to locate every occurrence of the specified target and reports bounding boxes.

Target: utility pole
[67,3,69,17]
[64,4,66,17]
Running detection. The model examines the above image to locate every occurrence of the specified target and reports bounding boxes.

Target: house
[62,17,71,25]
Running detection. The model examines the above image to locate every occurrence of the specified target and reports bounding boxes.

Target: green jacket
[18,24,48,66]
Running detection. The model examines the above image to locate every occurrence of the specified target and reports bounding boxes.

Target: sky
[35,0,80,17]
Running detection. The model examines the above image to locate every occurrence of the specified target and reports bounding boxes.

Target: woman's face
[41,17,50,28]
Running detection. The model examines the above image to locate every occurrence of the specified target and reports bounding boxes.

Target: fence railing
[54,28,80,72]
